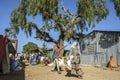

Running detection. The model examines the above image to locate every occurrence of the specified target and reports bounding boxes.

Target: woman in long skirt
[66,42,84,79]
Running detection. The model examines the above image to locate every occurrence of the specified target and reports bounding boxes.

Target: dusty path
[0,64,120,80]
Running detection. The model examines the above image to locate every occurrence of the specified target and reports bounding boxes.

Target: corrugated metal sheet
[117,37,120,65]
[81,54,95,65]
[117,52,120,65]
[81,53,107,67]
[80,31,120,67]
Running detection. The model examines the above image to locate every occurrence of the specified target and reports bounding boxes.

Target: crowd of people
[28,50,51,66]
[29,50,40,65]
[19,42,84,79]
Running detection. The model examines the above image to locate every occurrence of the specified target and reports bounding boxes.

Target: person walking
[29,50,35,65]
[51,43,62,74]
[66,42,84,79]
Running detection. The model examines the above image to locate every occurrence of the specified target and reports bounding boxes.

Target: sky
[0,0,120,53]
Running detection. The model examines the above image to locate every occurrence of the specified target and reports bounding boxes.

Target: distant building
[80,30,120,67]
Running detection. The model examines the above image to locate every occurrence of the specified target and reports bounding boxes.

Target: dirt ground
[0,64,120,80]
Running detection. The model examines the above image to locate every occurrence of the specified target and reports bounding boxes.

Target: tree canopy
[6,0,120,54]
[23,42,38,53]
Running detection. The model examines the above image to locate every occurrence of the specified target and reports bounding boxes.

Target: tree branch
[32,23,58,43]
[65,14,78,31]
[60,0,73,16]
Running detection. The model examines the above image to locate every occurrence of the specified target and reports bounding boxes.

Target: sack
[65,60,72,72]
[58,58,65,67]
[65,65,71,72]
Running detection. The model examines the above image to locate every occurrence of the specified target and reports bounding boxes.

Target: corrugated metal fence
[81,51,120,67]
[81,53,108,67]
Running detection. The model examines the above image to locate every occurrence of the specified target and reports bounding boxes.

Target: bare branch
[60,0,73,16]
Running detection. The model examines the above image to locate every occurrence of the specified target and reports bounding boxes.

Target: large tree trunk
[59,38,64,57]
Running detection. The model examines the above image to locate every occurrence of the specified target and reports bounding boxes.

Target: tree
[23,42,38,54]
[5,27,17,38]
[111,0,120,17]
[40,42,48,55]
[7,0,120,55]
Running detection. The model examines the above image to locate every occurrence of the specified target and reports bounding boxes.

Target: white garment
[58,58,65,67]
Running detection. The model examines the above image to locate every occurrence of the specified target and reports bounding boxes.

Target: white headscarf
[71,42,78,49]
[71,41,81,55]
